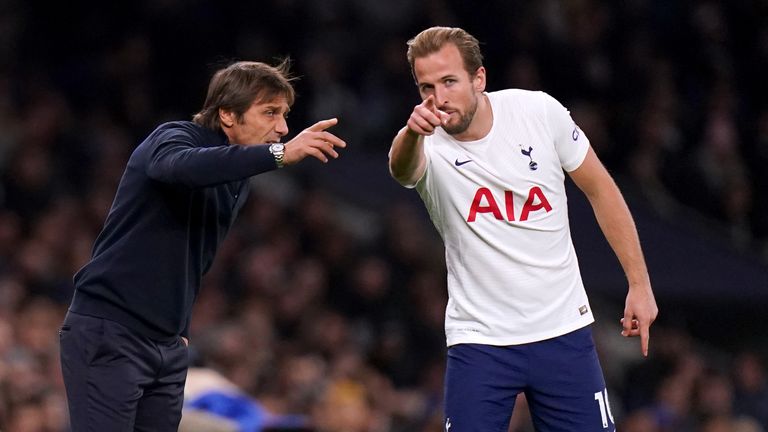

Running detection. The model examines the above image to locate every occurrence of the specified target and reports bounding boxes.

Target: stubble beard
[443,93,479,136]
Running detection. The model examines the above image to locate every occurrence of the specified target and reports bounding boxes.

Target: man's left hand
[621,284,658,357]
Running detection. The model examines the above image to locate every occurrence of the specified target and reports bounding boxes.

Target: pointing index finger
[308,118,339,132]
[640,322,650,357]
[422,95,436,111]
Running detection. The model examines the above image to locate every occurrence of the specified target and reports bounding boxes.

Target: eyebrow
[419,74,459,86]
[263,105,290,113]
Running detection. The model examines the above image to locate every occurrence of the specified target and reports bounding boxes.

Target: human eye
[444,78,456,86]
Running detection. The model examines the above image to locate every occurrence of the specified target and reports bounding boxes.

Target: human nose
[276,116,289,136]
[434,86,448,108]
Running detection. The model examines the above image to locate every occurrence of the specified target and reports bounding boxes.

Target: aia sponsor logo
[467,186,552,222]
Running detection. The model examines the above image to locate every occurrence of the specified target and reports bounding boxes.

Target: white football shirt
[411,89,593,346]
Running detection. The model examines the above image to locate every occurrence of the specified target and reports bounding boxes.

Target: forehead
[251,95,290,110]
[413,43,466,83]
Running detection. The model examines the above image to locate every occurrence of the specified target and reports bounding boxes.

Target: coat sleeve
[145,128,277,187]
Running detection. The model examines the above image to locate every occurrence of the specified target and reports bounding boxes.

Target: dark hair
[192,59,296,130]
[406,27,483,82]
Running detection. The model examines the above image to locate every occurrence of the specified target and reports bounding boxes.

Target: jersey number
[594,388,614,428]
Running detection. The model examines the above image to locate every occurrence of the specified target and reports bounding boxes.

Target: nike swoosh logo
[454,158,473,166]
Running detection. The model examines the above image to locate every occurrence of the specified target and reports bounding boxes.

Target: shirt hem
[446,315,594,347]
[69,289,181,342]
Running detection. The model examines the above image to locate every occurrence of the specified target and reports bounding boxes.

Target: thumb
[308,117,338,132]
[437,109,450,125]
[621,312,633,336]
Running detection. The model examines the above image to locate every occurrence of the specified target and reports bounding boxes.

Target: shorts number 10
[594,388,615,428]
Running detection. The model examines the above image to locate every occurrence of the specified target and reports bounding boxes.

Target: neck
[454,93,492,142]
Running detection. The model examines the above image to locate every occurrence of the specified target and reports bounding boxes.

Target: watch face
[271,143,285,152]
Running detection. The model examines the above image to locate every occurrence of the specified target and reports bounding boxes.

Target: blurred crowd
[0,0,766,431]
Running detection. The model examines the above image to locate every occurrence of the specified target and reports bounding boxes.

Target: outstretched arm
[147,119,346,187]
[569,147,658,357]
[389,95,449,186]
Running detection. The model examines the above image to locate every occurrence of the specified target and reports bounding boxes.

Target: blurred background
[1,0,767,431]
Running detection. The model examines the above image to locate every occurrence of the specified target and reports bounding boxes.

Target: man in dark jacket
[59,60,346,432]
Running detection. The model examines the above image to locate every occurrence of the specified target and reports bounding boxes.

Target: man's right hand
[406,95,450,136]
[284,118,347,165]
[389,96,447,185]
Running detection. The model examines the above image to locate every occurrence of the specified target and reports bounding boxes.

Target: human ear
[474,67,487,92]
[219,109,235,128]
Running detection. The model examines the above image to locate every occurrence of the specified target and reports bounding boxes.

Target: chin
[444,124,468,135]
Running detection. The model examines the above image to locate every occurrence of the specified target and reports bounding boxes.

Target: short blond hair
[406,27,483,81]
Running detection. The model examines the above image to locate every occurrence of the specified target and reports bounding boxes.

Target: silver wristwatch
[268,143,285,168]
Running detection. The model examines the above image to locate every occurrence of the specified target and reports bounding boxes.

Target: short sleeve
[543,93,590,172]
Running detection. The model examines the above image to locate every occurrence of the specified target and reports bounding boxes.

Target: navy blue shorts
[59,311,189,432]
[444,326,615,432]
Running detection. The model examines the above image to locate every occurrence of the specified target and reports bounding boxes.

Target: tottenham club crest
[520,145,538,171]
